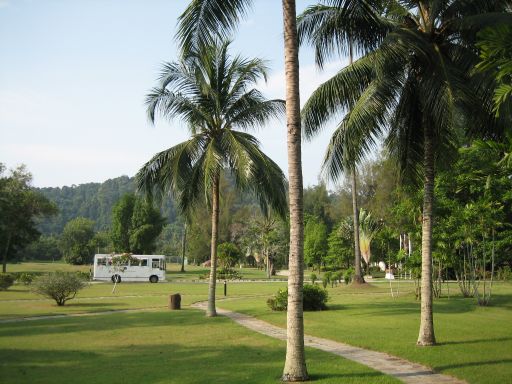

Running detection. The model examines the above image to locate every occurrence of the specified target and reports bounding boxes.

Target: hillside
[36,176,177,235]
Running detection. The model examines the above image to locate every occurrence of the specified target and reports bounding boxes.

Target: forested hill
[36,175,177,235]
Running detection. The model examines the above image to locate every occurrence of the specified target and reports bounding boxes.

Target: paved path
[191,302,466,384]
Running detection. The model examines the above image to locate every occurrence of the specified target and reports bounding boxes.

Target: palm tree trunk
[352,168,365,284]
[281,0,308,381]
[417,123,436,346]
[207,175,220,317]
[180,222,187,273]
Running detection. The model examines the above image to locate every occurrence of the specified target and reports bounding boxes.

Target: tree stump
[169,293,181,310]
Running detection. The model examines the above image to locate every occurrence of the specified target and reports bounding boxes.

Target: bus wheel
[149,275,158,283]
[111,275,121,283]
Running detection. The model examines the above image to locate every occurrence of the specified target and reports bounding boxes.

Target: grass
[0,281,285,319]
[219,281,512,384]
[0,300,397,383]
[5,261,90,274]
[2,261,511,383]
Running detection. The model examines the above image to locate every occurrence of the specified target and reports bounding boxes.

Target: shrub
[303,284,329,310]
[75,271,91,281]
[32,272,87,306]
[343,268,354,285]
[267,288,288,311]
[17,272,36,285]
[267,284,328,311]
[217,268,242,280]
[310,273,317,285]
[322,271,332,288]
[0,274,15,290]
[497,266,512,281]
[331,271,342,287]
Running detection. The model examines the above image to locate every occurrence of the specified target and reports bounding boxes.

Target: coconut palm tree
[176,1,308,379]
[299,0,511,346]
[298,1,391,285]
[137,40,287,317]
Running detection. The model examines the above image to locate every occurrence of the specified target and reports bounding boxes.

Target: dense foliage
[267,284,328,311]
[0,164,57,271]
[110,194,165,254]
[36,176,176,235]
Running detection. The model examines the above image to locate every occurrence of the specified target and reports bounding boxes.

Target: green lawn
[219,281,512,384]
[1,261,511,383]
[0,294,397,383]
[5,261,91,274]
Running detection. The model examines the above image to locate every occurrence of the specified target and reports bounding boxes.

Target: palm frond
[176,0,253,54]
[221,130,288,219]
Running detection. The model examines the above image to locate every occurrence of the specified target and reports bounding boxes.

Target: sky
[0,0,347,188]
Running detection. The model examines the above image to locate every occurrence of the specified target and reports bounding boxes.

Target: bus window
[97,258,106,266]
[130,259,140,267]
[140,258,148,267]
[152,259,160,269]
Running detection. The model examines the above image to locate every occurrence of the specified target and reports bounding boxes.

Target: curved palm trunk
[417,124,436,346]
[282,0,308,381]
[207,175,220,317]
[351,168,365,284]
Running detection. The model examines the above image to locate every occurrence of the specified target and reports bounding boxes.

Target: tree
[217,242,242,269]
[299,0,511,346]
[129,197,165,254]
[20,235,62,261]
[60,217,96,265]
[137,40,287,319]
[111,194,135,252]
[32,272,86,306]
[0,164,57,272]
[304,216,328,271]
[175,1,308,379]
[326,222,351,269]
[110,194,165,254]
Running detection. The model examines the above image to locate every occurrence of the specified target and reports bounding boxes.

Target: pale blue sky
[0,0,345,188]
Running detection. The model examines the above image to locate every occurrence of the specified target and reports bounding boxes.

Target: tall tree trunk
[282,0,308,381]
[417,123,436,346]
[2,232,11,273]
[207,175,220,317]
[352,168,365,284]
[180,222,187,273]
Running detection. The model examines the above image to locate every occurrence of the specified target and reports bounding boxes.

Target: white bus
[93,254,166,283]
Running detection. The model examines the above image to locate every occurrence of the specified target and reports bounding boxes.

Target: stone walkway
[191,302,466,384]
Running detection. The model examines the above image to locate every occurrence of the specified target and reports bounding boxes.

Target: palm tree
[137,40,287,317]
[176,1,308,379]
[297,1,390,285]
[299,0,511,346]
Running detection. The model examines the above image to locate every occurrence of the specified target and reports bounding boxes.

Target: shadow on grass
[0,309,397,384]
[436,359,512,371]
[64,302,122,308]
[0,309,212,338]
[328,294,511,317]
[439,337,512,346]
